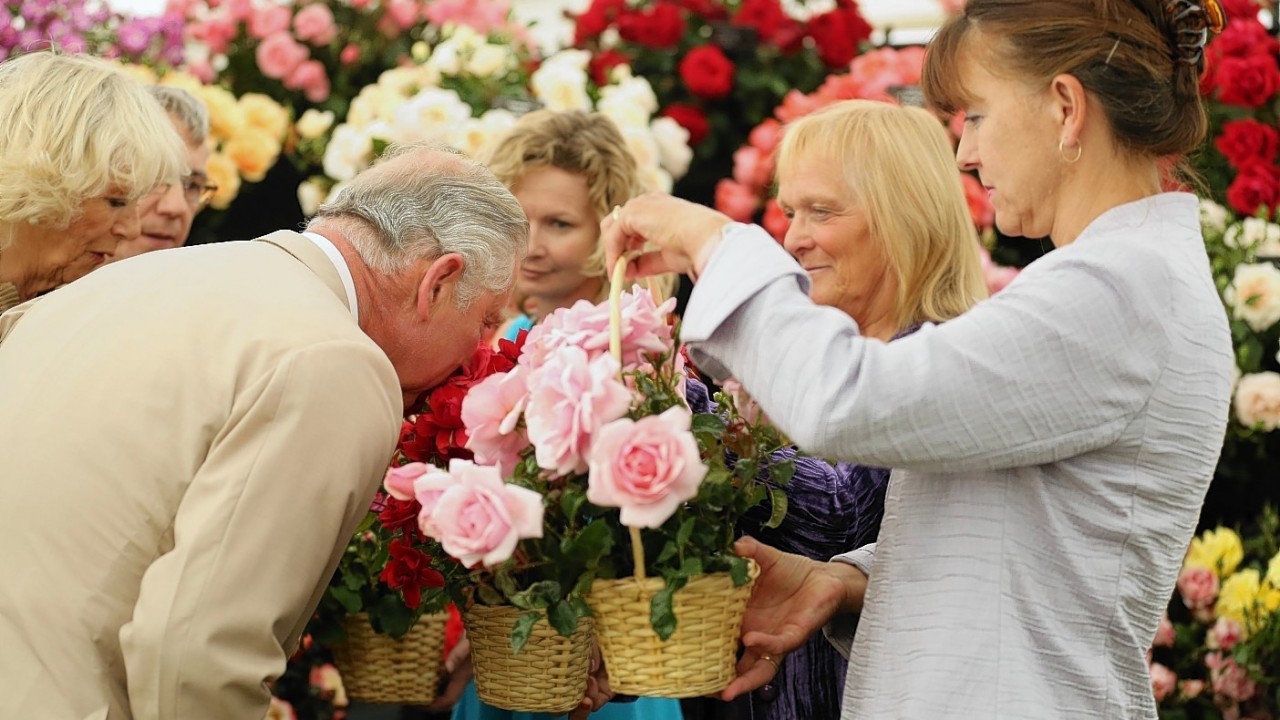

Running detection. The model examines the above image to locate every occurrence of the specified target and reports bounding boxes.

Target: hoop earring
[1059,138,1083,164]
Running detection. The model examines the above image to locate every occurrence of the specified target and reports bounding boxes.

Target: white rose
[426,39,462,76]
[541,49,592,72]
[296,109,336,140]
[637,164,673,194]
[1234,372,1280,431]
[348,85,397,127]
[393,87,473,144]
[621,125,661,174]
[1224,262,1280,332]
[379,66,426,97]
[448,109,517,158]
[447,24,482,50]
[1200,199,1230,237]
[322,125,373,182]
[531,63,592,112]
[597,93,650,132]
[600,74,658,115]
[649,116,692,180]
[297,178,328,217]
[467,44,512,78]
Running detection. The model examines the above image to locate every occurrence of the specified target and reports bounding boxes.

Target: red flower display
[662,103,710,145]
[379,537,445,610]
[618,1,687,48]
[679,44,735,100]
[807,5,874,68]
[1226,162,1280,219]
[1215,54,1280,109]
[1216,119,1280,169]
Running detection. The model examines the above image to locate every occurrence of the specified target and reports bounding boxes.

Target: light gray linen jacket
[682,193,1234,719]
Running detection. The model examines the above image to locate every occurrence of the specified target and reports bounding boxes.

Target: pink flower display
[424,0,512,35]
[1207,652,1258,704]
[1153,613,1176,648]
[293,4,338,46]
[1150,662,1178,703]
[1178,565,1221,622]
[255,31,308,80]
[247,4,291,39]
[1207,616,1245,651]
[524,347,633,476]
[383,461,434,501]
[586,406,707,529]
[462,368,532,477]
[418,459,544,568]
[521,289,677,373]
[283,58,330,102]
[715,179,760,222]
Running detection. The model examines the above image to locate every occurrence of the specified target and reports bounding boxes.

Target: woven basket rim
[589,558,761,594]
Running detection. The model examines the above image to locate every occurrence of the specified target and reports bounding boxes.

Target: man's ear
[415,253,466,319]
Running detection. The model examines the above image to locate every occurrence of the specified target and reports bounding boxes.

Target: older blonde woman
[0,52,186,313]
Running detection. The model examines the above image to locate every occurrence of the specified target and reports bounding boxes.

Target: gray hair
[147,85,210,146]
[311,142,528,308]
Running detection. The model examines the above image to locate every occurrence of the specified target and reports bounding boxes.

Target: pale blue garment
[503,314,534,342]
[451,681,683,720]
[681,194,1234,719]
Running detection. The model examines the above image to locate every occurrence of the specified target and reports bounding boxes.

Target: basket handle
[607,254,661,582]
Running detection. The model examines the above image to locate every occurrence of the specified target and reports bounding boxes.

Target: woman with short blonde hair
[0,52,186,312]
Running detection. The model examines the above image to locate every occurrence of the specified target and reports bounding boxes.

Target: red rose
[574,0,627,44]
[1216,119,1280,168]
[378,496,422,536]
[1226,161,1280,219]
[1215,53,1280,108]
[379,538,444,610]
[1218,0,1263,20]
[618,2,686,49]
[733,0,801,49]
[1207,19,1280,63]
[590,49,630,85]
[662,103,710,146]
[808,6,872,67]
[679,44,735,100]
[426,383,467,428]
[677,0,728,20]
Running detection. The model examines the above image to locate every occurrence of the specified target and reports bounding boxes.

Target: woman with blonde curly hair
[0,52,187,313]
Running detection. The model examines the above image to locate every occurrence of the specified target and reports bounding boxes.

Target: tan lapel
[256,230,351,314]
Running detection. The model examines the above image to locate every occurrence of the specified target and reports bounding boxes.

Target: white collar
[301,231,359,323]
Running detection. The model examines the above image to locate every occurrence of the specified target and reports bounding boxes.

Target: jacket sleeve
[119,340,401,720]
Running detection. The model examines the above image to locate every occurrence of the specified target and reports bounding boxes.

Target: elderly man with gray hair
[109,85,214,262]
[0,145,528,720]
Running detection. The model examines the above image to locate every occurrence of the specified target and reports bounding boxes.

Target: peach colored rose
[1234,371,1280,431]
[748,118,783,155]
[1179,679,1205,700]
[1207,616,1245,651]
[340,44,361,65]
[421,459,544,568]
[285,59,331,103]
[223,128,281,183]
[204,152,241,210]
[715,179,760,222]
[190,15,238,55]
[1178,565,1220,621]
[1149,662,1177,703]
[239,93,289,140]
[308,663,349,707]
[763,198,790,242]
[385,0,420,30]
[587,406,707,529]
[1152,613,1176,648]
[1224,263,1280,332]
[255,32,308,80]
[293,4,338,46]
[1206,652,1257,703]
[462,368,532,477]
[524,348,632,476]
[266,697,297,720]
[248,4,292,39]
[732,145,774,194]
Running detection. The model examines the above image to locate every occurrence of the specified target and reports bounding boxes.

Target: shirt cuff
[821,544,876,659]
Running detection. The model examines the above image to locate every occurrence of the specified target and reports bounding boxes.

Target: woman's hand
[568,644,614,720]
[423,636,472,713]
[720,536,868,701]
[601,194,733,281]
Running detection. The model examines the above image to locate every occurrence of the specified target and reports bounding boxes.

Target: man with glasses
[108,85,216,263]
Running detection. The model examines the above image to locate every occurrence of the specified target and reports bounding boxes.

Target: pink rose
[248,4,291,39]
[748,118,782,155]
[524,347,632,476]
[1179,679,1205,700]
[1149,662,1177,703]
[225,0,253,22]
[715,179,760,222]
[979,245,1019,295]
[1207,652,1257,703]
[732,146,773,193]
[255,32,308,80]
[186,57,216,83]
[1178,565,1220,621]
[422,459,544,568]
[462,368,532,477]
[763,198,790,242]
[340,43,361,65]
[1152,613,1176,648]
[424,0,511,34]
[190,15,238,55]
[520,289,677,373]
[1207,616,1245,651]
[385,0,420,30]
[284,59,331,103]
[384,461,433,501]
[293,4,338,46]
[587,406,707,529]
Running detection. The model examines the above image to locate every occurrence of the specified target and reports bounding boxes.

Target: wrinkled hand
[601,194,733,281]
[567,645,613,720]
[423,636,472,714]
[720,536,867,701]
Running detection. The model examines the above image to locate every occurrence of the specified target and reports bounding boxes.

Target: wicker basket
[330,612,447,705]
[587,560,760,698]
[463,604,595,714]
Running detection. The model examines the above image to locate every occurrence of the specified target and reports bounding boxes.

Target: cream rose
[1225,262,1280,332]
[297,178,327,217]
[295,109,336,140]
[322,125,374,182]
[1234,371,1280,431]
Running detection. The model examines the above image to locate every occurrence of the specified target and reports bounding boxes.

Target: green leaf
[510,611,541,655]
[561,490,588,524]
[562,521,613,564]
[342,572,366,592]
[477,584,505,606]
[650,586,677,641]
[495,571,518,599]
[547,600,578,638]
[354,512,377,534]
[678,556,704,577]
[510,580,562,610]
[729,556,751,587]
[329,585,363,614]
[675,516,696,548]
[373,594,414,638]
[765,487,789,530]
[769,460,796,486]
[691,413,726,438]
[569,594,595,619]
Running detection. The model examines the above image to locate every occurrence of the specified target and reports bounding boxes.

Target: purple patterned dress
[681,378,890,720]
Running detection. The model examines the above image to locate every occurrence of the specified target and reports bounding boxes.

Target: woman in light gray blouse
[600,1,1235,718]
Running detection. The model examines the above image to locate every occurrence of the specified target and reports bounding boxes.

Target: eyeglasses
[149,176,219,207]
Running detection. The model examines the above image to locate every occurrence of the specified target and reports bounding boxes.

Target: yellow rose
[223,128,282,184]
[157,71,203,95]
[295,109,336,140]
[238,93,290,142]
[1266,551,1280,588]
[204,152,242,210]
[196,86,245,144]
[1185,527,1244,578]
[1216,568,1262,628]
[1261,586,1280,615]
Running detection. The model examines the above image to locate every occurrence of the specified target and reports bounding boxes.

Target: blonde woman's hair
[0,52,187,240]
[776,99,988,330]
[485,110,654,297]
